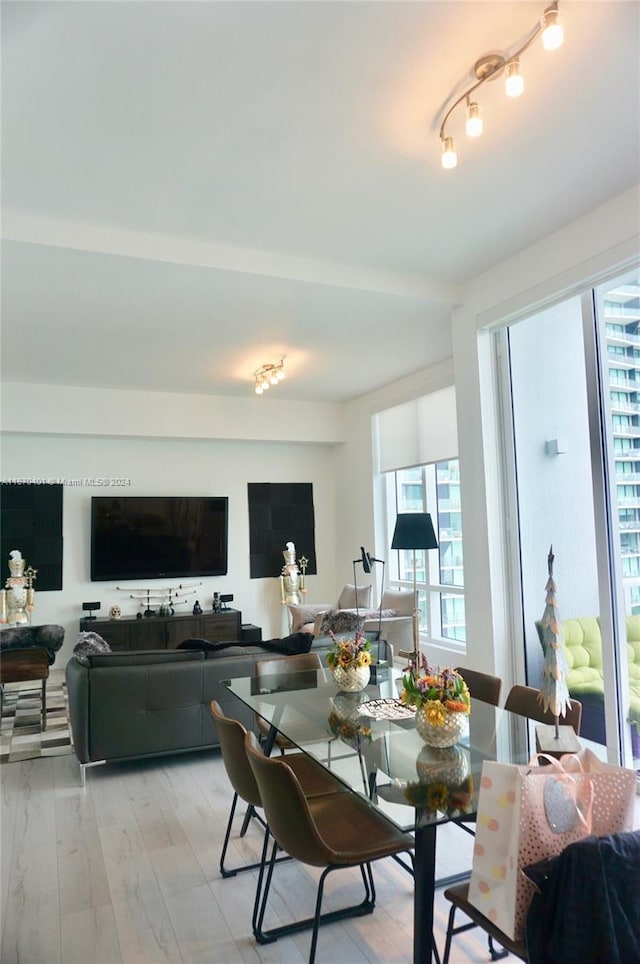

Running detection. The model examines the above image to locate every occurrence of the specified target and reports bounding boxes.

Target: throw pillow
[73,631,112,666]
[287,603,331,633]
[312,610,329,637]
[337,583,372,610]
[380,589,414,617]
[319,609,365,636]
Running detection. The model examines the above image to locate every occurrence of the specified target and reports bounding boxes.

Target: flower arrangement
[326,629,372,670]
[403,773,474,816]
[400,654,470,725]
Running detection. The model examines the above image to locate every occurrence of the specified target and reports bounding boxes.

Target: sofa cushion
[287,603,330,633]
[89,650,203,668]
[537,615,640,731]
[380,589,415,617]
[337,583,372,610]
[361,608,398,620]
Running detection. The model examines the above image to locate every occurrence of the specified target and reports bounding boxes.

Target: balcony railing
[610,400,640,414]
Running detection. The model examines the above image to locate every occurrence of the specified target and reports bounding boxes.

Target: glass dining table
[223,662,530,964]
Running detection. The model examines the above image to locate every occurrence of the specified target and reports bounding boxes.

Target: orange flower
[444,699,468,713]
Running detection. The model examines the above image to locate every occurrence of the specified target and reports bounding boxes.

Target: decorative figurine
[2,550,37,626]
[192,599,203,615]
[212,592,221,612]
[279,542,308,606]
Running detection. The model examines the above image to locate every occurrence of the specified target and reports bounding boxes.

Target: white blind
[376,386,458,473]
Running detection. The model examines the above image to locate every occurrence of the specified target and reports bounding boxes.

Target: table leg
[413,822,437,963]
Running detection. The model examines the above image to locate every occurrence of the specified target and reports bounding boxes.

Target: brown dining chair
[209,700,343,880]
[442,881,528,963]
[244,730,415,963]
[504,684,582,733]
[253,652,328,753]
[455,666,502,706]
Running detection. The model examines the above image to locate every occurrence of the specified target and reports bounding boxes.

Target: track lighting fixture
[254,359,286,395]
[438,2,563,170]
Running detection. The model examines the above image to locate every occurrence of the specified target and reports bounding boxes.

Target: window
[385,460,466,643]
[505,268,640,770]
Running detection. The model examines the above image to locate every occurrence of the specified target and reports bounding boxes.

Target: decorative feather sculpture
[538,545,570,738]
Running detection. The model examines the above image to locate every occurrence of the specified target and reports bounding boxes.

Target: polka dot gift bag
[467,755,594,941]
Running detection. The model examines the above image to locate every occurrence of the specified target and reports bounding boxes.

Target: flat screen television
[90,496,228,582]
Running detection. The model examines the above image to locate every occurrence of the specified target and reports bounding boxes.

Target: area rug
[0,673,73,763]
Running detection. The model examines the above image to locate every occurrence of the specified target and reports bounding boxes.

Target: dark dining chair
[244,730,415,963]
[442,881,527,963]
[209,700,342,880]
[443,830,640,963]
[253,652,331,755]
[504,684,582,733]
[455,665,502,706]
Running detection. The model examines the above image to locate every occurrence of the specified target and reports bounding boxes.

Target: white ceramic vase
[331,664,371,693]
[415,705,466,747]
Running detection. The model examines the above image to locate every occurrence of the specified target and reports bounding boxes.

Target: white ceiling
[2,1,639,403]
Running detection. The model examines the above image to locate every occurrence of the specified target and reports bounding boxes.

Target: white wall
[1,431,340,662]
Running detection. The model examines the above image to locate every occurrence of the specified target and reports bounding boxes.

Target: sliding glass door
[506,268,639,770]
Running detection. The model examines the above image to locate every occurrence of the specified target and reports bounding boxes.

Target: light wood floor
[0,741,498,964]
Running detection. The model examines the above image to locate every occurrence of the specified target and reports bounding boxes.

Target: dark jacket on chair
[525,831,640,964]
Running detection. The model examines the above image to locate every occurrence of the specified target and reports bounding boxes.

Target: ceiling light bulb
[277,367,285,381]
[269,371,279,385]
[441,136,457,170]
[541,7,563,50]
[505,60,524,98]
[255,382,263,395]
[465,102,483,138]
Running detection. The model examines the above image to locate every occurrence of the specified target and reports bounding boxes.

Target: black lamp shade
[391,513,438,550]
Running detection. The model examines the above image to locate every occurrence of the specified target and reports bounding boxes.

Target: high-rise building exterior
[604,283,640,615]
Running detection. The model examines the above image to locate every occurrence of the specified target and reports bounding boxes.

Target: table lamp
[391,513,438,665]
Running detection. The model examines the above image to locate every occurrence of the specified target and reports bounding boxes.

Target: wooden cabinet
[79,609,242,652]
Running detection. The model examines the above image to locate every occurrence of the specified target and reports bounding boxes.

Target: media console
[79,608,242,652]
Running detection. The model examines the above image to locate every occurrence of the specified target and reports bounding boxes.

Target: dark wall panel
[248,482,317,579]
[1,484,63,590]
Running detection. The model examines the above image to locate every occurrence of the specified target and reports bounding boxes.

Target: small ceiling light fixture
[505,59,524,98]
[254,358,286,395]
[438,1,563,170]
[441,136,457,169]
[465,99,483,137]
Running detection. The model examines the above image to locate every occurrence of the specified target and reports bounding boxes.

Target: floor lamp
[391,513,438,665]
[353,547,385,640]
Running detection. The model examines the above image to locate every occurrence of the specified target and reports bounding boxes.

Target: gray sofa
[65,636,392,783]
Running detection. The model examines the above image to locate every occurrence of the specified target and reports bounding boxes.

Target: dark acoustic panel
[0,484,63,591]
[248,482,317,579]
